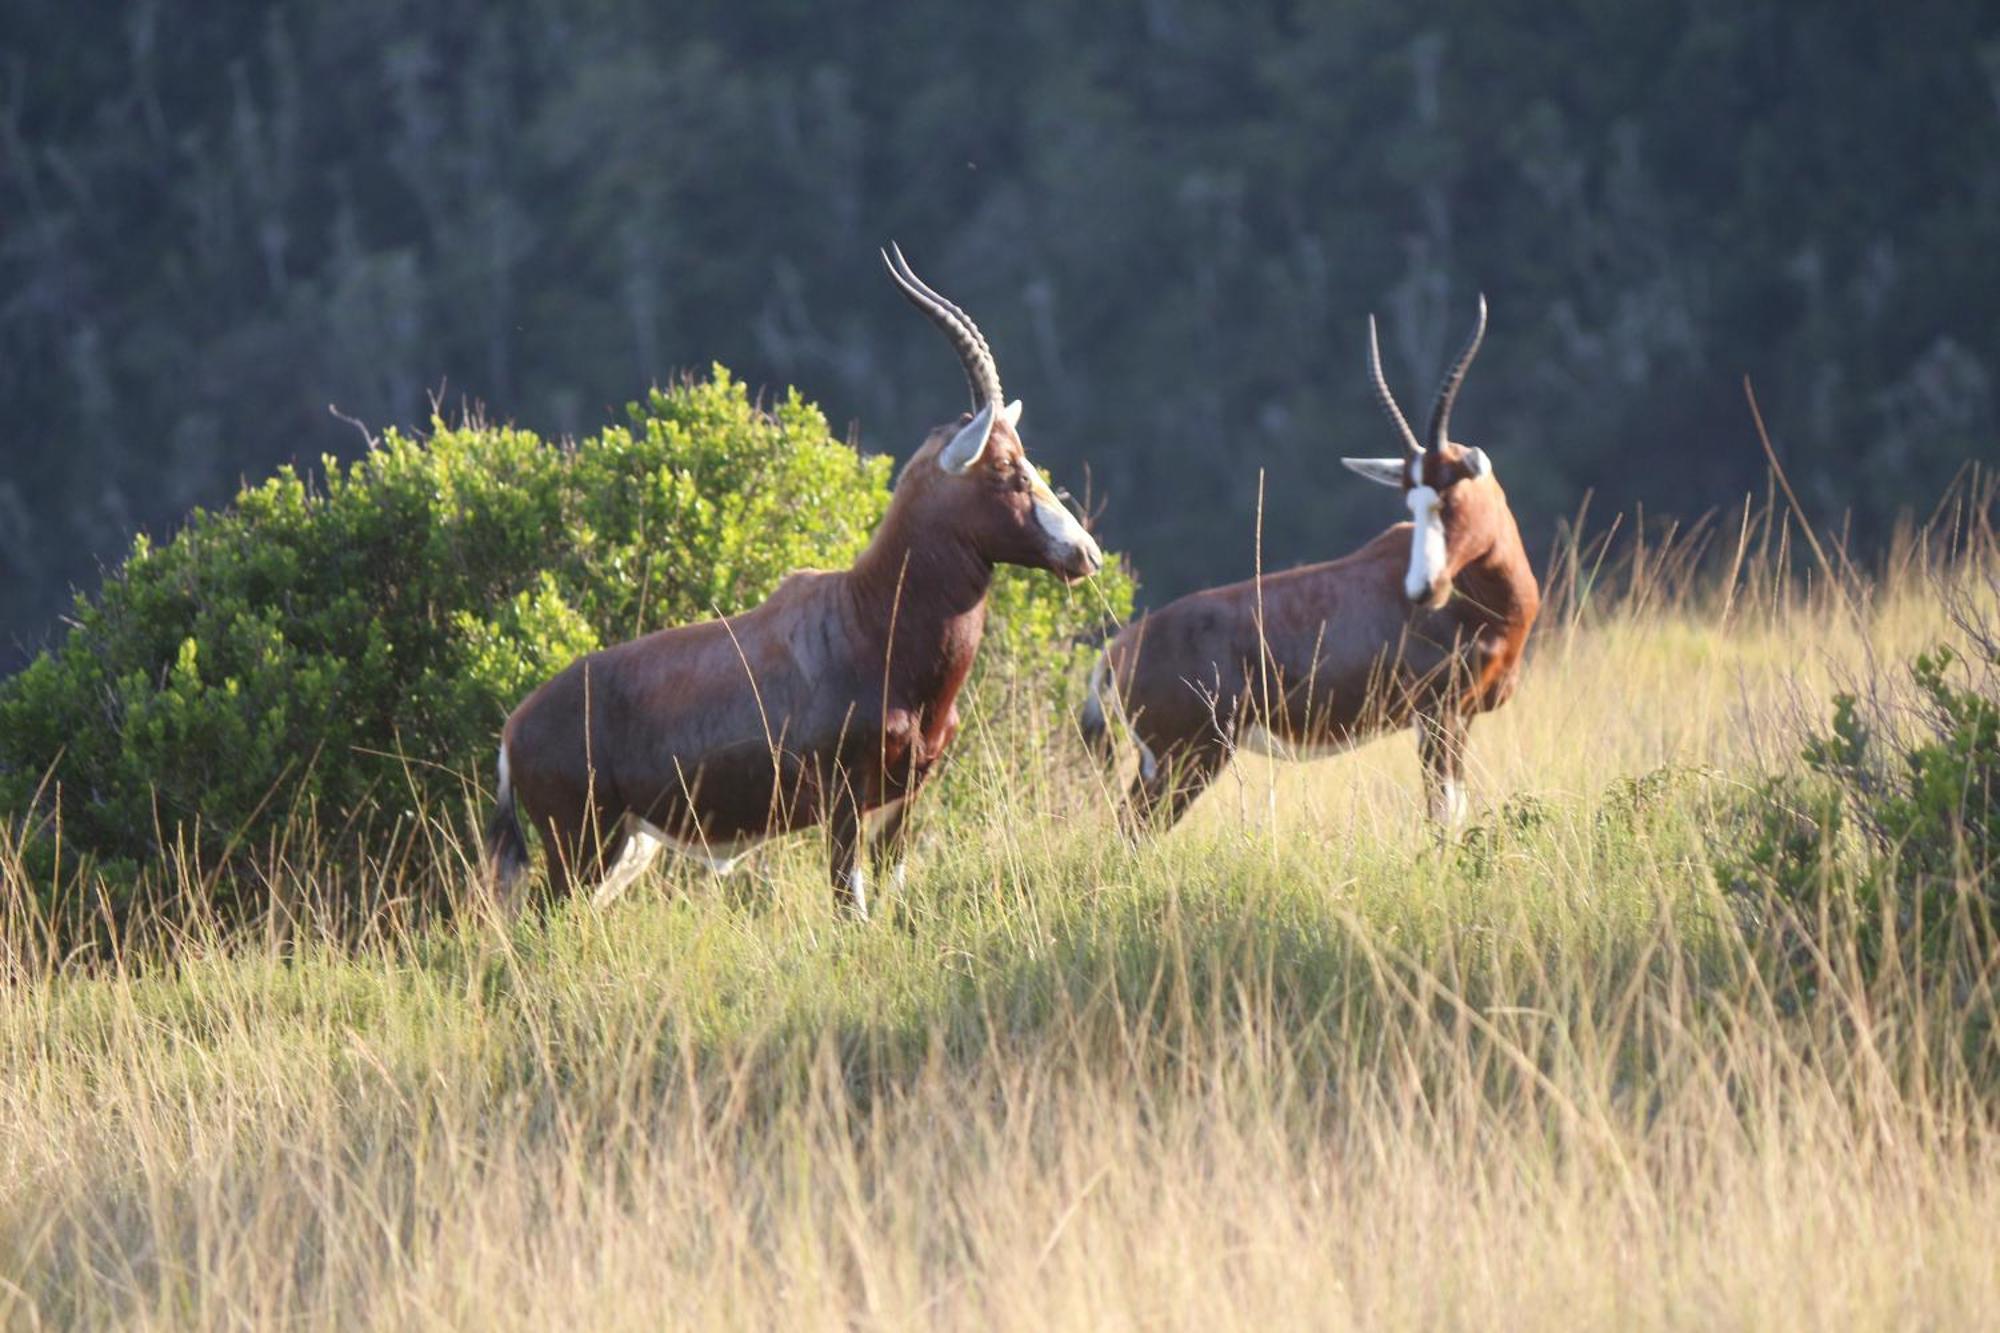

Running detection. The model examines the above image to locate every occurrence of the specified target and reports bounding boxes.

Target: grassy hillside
[2,498,1996,1328]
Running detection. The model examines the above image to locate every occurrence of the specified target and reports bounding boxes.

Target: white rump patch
[1405,485,1446,601]
[1239,724,1360,763]
[496,744,511,800]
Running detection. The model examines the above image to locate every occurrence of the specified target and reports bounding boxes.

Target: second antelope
[1080,297,1538,829]
[485,245,1102,918]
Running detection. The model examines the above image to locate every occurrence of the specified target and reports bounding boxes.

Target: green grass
[3,504,1998,1328]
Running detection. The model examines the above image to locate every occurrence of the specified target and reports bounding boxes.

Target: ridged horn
[1367,314,1423,462]
[1425,294,1488,451]
[881,241,1003,409]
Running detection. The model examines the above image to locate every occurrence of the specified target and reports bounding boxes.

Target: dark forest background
[3,0,1997,667]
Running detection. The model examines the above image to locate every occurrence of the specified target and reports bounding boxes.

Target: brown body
[1082,297,1539,828]
[487,247,1101,915]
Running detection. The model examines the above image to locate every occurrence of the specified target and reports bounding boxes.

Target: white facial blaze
[1405,485,1447,601]
[1136,741,1159,782]
[1031,479,1103,572]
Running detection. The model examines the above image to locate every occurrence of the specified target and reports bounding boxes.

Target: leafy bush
[0,367,1133,928]
[1721,585,2000,971]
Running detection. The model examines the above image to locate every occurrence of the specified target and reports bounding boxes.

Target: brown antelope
[1079,297,1538,829]
[485,245,1103,918]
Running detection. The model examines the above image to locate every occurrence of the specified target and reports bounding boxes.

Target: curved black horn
[880,242,1003,409]
[1367,314,1423,461]
[1424,294,1488,451]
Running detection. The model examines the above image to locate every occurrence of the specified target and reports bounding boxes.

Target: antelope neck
[851,512,994,618]
[847,513,994,697]
[1447,530,1534,628]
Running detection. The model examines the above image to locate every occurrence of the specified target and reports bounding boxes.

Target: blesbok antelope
[485,245,1103,918]
[1080,297,1538,829]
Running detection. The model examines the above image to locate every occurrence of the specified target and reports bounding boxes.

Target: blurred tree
[1,0,1996,665]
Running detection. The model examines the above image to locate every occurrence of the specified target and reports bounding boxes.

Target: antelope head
[882,243,1103,584]
[1342,296,1502,609]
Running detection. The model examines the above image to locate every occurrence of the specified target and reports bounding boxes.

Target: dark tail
[484,743,530,897]
[1078,654,1118,766]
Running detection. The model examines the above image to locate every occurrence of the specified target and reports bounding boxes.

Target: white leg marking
[591,823,664,908]
[1137,740,1160,782]
[890,862,907,895]
[1405,484,1446,601]
[844,867,870,921]
[1428,779,1468,826]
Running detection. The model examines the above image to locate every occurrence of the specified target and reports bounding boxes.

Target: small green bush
[1721,590,2000,971]
[0,367,1134,928]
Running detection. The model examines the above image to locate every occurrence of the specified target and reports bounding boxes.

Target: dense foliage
[5,1,1998,664]
[0,370,1132,918]
[1725,589,2000,971]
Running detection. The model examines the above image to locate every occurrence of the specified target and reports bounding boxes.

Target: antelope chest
[879,702,960,784]
[1468,625,1527,710]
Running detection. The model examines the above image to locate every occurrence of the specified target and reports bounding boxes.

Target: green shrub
[1721,588,2000,971]
[0,367,1134,928]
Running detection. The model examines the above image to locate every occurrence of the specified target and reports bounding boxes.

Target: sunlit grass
[1,491,1996,1328]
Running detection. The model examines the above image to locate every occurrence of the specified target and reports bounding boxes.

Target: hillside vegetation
[8,1,1998,659]
[1,487,1995,1328]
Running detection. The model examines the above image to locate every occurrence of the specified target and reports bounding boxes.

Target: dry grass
[2,492,1997,1329]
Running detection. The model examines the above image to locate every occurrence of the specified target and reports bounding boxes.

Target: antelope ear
[1002,399,1023,430]
[1341,457,1408,489]
[938,401,997,474]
